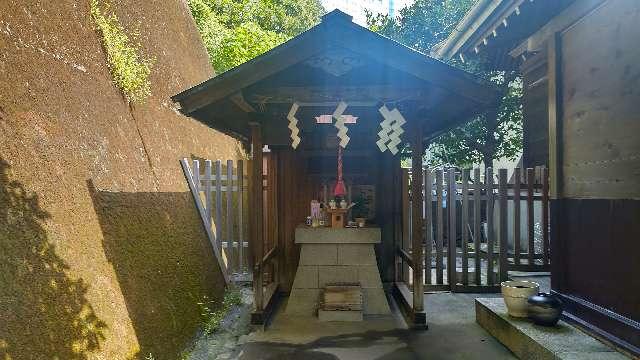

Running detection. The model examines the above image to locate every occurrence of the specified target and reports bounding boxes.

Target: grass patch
[198,288,243,335]
[90,0,153,102]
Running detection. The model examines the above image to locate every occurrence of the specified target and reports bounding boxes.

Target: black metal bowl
[527,292,564,326]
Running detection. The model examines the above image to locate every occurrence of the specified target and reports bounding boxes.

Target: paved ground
[234,291,517,359]
[512,272,551,293]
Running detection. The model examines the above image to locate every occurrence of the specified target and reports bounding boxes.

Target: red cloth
[333,146,346,197]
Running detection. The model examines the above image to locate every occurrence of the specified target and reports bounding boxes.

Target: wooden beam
[547,33,563,199]
[246,85,433,104]
[249,122,265,315]
[509,0,606,57]
[397,247,414,269]
[411,121,425,315]
[230,92,257,113]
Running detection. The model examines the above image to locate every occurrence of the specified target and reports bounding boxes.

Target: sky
[321,0,415,26]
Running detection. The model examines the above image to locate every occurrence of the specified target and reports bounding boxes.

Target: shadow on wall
[0,158,107,359]
[87,180,225,360]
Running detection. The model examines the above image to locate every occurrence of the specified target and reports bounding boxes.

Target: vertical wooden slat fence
[435,170,444,285]
[397,166,550,295]
[486,167,495,286]
[498,169,509,283]
[513,168,521,266]
[181,158,250,282]
[461,169,469,286]
[447,169,457,290]
[424,170,433,286]
[473,168,482,286]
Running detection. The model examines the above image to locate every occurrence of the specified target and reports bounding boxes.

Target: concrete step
[476,298,629,359]
[318,309,363,322]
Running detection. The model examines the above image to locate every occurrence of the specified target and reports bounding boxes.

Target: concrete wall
[0,1,241,359]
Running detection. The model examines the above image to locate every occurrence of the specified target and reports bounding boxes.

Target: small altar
[285,226,391,316]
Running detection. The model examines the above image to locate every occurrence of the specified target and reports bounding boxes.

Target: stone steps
[475,298,629,359]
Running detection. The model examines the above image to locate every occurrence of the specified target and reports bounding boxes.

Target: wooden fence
[181,158,250,284]
[398,167,550,293]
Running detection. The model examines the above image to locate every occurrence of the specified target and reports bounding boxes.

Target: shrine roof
[171,9,499,144]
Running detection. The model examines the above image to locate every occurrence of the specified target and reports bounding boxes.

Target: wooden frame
[249,123,265,321]
[410,122,425,326]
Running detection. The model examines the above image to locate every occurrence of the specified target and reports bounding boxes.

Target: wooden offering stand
[326,208,348,228]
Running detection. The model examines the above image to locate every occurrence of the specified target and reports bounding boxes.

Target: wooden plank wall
[522,49,549,168]
[560,0,640,200]
[546,0,640,353]
[274,148,314,293]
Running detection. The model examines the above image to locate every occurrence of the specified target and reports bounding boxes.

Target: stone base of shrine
[285,226,391,316]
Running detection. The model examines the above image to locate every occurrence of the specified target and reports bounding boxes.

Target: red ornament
[333,146,346,197]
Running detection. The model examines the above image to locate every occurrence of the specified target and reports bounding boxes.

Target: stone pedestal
[286,226,391,316]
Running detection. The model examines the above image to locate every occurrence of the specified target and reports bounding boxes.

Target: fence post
[237,160,245,272]
[249,123,264,315]
[205,160,213,231]
[447,168,457,288]
[514,168,521,266]
[215,160,223,263]
[193,160,200,193]
[499,169,508,282]
[461,169,469,286]
[527,168,535,266]
[410,132,424,316]
[473,168,481,285]
[226,160,234,273]
[424,170,433,285]
[486,168,494,286]
[542,167,550,265]
[436,169,444,285]
[401,169,410,284]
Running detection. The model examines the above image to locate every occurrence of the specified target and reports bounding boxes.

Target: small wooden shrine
[172,9,498,327]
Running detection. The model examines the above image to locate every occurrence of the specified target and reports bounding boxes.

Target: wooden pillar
[411,121,426,326]
[547,33,565,292]
[249,122,264,321]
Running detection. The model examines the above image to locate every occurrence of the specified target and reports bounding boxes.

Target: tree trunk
[483,154,493,171]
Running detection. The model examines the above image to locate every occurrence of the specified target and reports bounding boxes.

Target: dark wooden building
[435,0,640,355]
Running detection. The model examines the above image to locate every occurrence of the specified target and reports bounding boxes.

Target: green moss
[198,288,242,335]
[90,0,153,102]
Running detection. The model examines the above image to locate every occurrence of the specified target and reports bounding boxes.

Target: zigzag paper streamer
[386,108,406,155]
[287,102,301,149]
[376,106,406,155]
[376,105,393,152]
[332,101,350,148]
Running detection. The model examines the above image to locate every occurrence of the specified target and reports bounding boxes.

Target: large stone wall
[0,1,240,359]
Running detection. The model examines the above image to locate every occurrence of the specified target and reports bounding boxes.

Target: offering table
[285,225,391,316]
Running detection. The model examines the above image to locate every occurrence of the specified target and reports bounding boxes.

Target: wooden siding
[522,50,549,168]
[546,0,640,354]
[553,198,640,350]
[274,148,314,293]
[560,0,640,200]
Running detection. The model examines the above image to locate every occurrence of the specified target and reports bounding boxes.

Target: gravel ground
[183,287,254,360]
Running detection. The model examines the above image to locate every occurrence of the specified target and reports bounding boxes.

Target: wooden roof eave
[172,24,330,115]
[172,10,499,118]
[433,0,504,60]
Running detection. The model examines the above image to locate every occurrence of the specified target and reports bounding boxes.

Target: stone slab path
[234,292,516,359]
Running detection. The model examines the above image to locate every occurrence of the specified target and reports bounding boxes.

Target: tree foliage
[188,0,325,73]
[368,0,523,168]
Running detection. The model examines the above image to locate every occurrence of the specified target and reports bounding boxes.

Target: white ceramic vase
[501,280,539,317]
